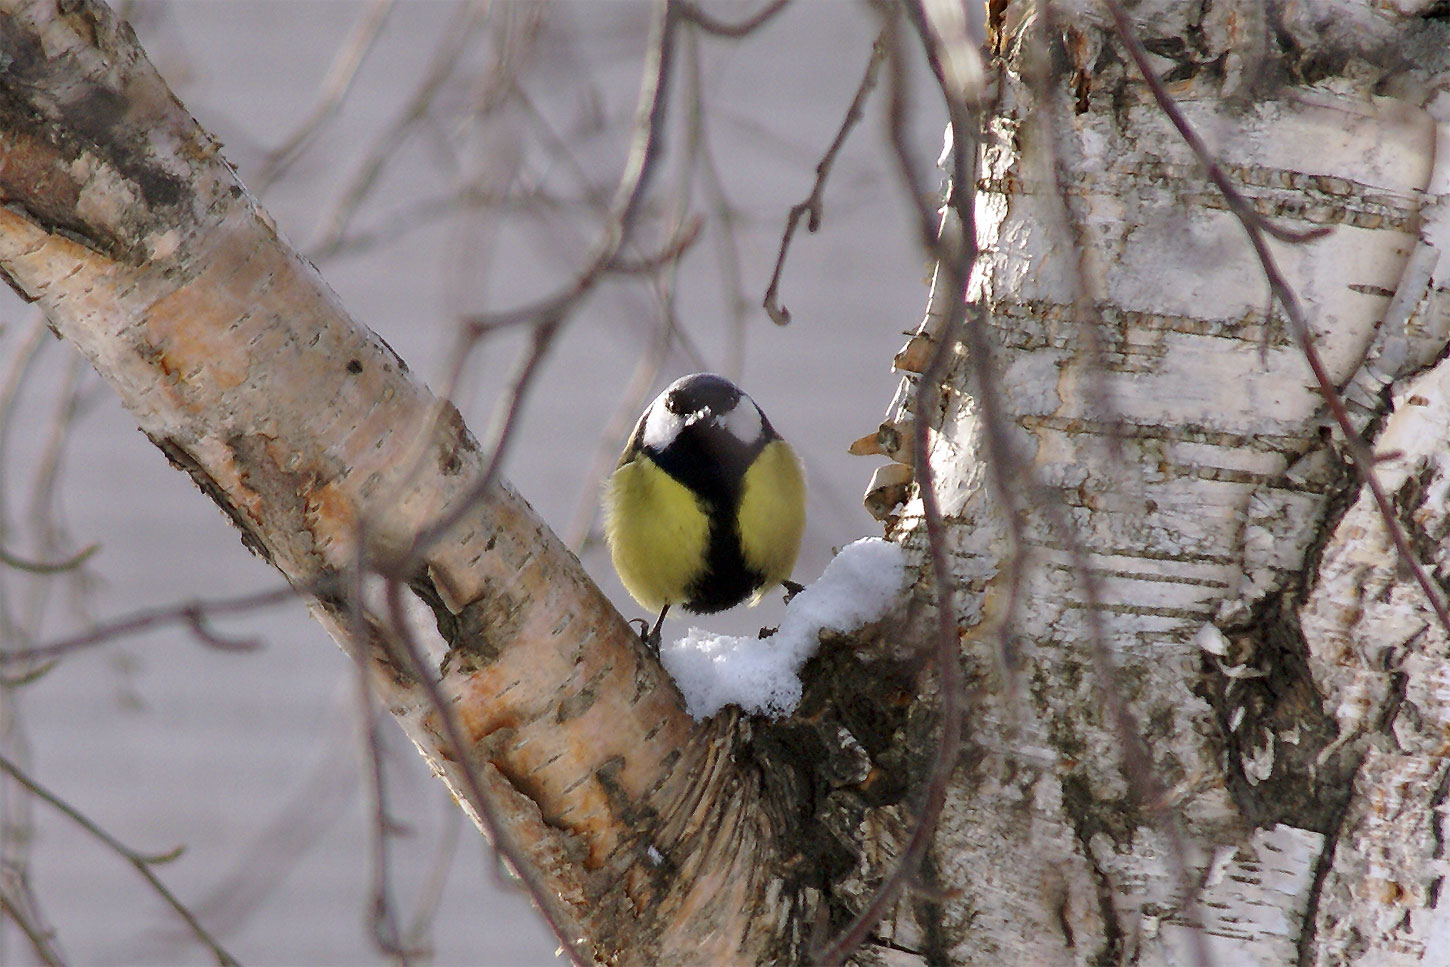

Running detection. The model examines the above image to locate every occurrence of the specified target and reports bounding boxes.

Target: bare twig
[344,538,418,964]
[379,575,592,967]
[409,317,557,558]
[1029,0,1131,473]
[311,0,491,255]
[683,24,751,376]
[564,29,711,549]
[562,23,731,551]
[0,541,98,575]
[404,796,462,954]
[179,606,265,653]
[0,584,296,668]
[900,0,1035,694]
[822,4,1214,962]
[763,30,887,326]
[677,0,792,37]
[562,311,677,550]
[457,1,680,337]
[0,885,65,966]
[915,3,1212,958]
[410,0,682,561]
[0,316,50,516]
[0,316,60,963]
[0,752,239,966]
[606,213,705,273]
[12,356,99,657]
[319,184,582,261]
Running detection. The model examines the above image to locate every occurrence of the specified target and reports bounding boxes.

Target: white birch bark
[864,1,1450,963]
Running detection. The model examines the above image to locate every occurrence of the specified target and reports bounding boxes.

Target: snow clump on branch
[660,537,907,720]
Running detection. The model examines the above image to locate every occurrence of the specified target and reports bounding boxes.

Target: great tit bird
[603,373,806,647]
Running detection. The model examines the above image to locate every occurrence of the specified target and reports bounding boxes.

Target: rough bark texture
[859,0,1450,963]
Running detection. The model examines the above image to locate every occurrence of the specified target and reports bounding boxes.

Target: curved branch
[815,7,968,961]
[0,752,239,965]
[677,0,792,38]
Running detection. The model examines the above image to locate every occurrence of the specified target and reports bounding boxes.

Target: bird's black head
[636,372,776,503]
[663,373,742,419]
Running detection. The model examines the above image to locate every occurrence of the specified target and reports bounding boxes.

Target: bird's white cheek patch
[723,398,763,445]
[642,397,686,451]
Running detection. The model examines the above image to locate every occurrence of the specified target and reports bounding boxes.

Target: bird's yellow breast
[738,439,806,596]
[603,456,711,614]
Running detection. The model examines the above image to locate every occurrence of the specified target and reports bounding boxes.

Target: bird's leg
[644,604,670,653]
[782,580,805,603]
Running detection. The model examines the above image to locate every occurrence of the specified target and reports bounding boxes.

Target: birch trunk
[870,0,1450,962]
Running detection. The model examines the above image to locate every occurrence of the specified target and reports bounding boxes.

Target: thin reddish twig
[763,31,887,326]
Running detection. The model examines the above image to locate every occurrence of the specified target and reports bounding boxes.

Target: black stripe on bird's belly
[646,420,768,613]
[684,510,763,613]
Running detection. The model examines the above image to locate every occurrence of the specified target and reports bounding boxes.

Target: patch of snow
[660,538,908,720]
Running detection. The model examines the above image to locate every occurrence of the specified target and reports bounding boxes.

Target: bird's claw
[630,614,665,654]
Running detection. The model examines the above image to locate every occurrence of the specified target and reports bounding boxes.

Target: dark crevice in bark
[1431,762,1450,862]
[1265,0,1450,88]
[438,581,531,669]
[1391,459,1450,600]
[865,934,929,958]
[911,847,951,966]
[406,573,461,653]
[1298,446,1367,597]
[1430,763,1450,913]
[744,621,932,949]
[147,431,275,566]
[1195,439,1361,834]
[1198,588,1359,834]
[1294,761,1361,967]
[1058,772,1125,967]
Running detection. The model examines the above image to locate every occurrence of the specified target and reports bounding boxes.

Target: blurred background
[0,2,946,963]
